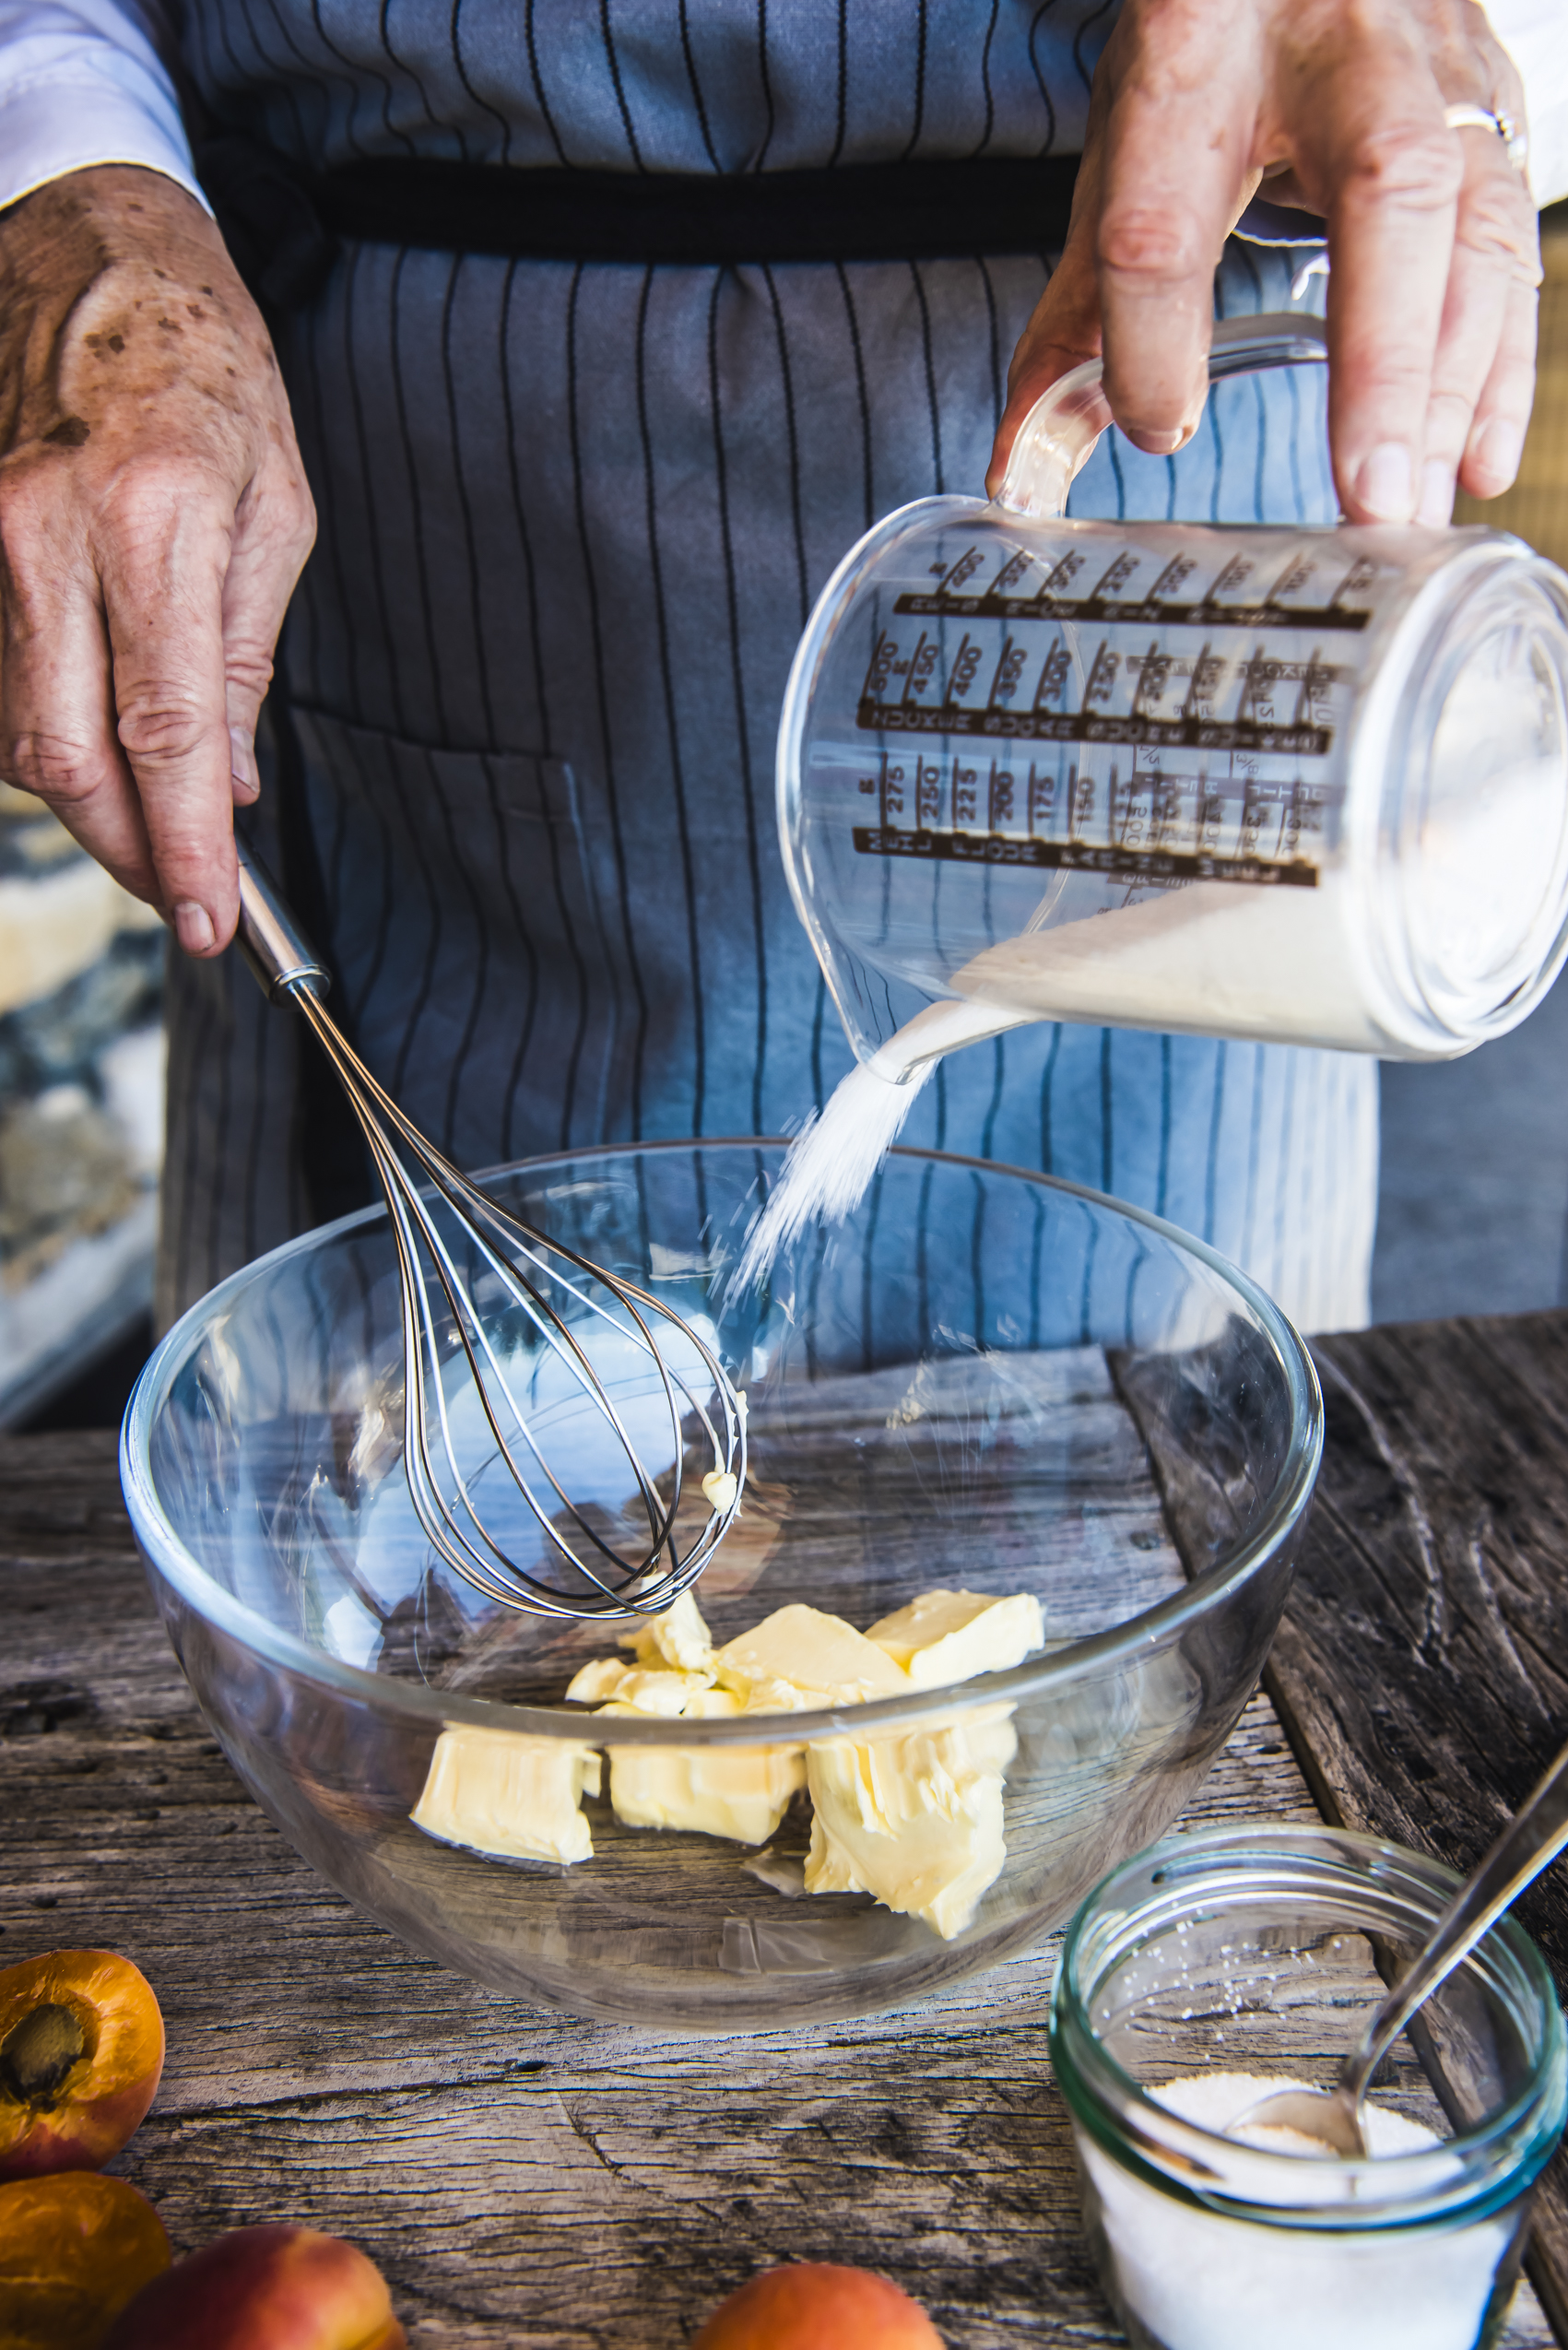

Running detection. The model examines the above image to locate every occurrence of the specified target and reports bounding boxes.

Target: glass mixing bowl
[121,1141,1321,2030]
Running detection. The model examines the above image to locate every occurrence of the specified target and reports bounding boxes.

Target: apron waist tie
[195,137,1079,309]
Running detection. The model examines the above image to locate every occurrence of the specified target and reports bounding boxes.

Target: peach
[692,2262,945,2350]
[101,2224,407,2350]
[0,2169,171,2350]
[0,1951,164,2181]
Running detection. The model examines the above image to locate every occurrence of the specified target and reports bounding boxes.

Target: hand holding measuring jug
[991,0,1541,527]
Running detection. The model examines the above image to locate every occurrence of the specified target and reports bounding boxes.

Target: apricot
[692,2262,945,2350]
[0,1952,164,2181]
[102,2224,407,2350]
[0,2170,171,2350]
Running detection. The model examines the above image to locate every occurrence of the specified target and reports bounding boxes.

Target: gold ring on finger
[1444,102,1529,174]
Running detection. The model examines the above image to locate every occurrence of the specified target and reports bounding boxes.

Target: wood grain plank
[1265,1310,1568,2344]
[1,1429,1552,2348]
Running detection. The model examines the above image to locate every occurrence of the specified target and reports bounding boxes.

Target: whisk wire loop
[237,857,745,1621]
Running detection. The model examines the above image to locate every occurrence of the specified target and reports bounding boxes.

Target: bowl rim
[119,1136,1324,1743]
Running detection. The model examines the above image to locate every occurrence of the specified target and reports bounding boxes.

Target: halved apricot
[0,2170,171,2350]
[0,1951,164,2181]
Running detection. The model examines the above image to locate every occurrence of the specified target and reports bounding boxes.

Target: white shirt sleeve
[1485,0,1568,208]
[0,0,207,218]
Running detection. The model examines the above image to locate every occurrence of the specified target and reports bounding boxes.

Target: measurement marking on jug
[850,827,1319,887]
[894,590,1372,630]
[943,633,984,706]
[1331,557,1378,608]
[1033,644,1072,711]
[988,637,1028,706]
[857,699,1332,755]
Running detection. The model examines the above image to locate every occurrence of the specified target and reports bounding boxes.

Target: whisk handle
[236,853,332,1003]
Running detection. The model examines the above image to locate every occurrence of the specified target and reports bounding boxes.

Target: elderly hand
[0,165,314,955]
[989,0,1541,527]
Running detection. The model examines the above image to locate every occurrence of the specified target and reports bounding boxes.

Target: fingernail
[173,901,215,954]
[1417,460,1456,528]
[1475,415,1526,491]
[1355,443,1415,523]
[230,723,258,796]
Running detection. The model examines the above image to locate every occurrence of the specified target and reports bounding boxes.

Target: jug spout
[864,994,1040,1085]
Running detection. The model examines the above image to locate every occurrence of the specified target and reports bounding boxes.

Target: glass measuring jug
[778,314,1568,1073]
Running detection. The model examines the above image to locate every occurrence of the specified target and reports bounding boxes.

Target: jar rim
[1051,1822,1568,2233]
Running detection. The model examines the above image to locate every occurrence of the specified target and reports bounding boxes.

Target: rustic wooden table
[4,1307,1567,2348]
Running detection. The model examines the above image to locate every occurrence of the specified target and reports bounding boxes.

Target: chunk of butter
[866,1589,1044,1688]
[615,1587,717,1675]
[565,1655,633,1705]
[411,1725,601,1864]
[735,1675,827,1716]
[602,1684,806,1845]
[713,1604,912,1710]
[701,1468,739,1513]
[804,1706,1018,1939]
[595,1668,713,1718]
[614,1667,718,1717]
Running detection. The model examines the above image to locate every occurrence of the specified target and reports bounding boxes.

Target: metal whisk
[235,854,745,1621]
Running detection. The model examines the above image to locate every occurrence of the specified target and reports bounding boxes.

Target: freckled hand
[0,164,315,953]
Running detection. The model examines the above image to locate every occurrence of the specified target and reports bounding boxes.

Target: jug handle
[994,311,1329,520]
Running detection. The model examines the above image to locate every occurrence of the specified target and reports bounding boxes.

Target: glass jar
[1051,1824,1567,2350]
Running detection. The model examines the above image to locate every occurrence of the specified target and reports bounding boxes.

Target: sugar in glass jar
[1051,1824,1567,2350]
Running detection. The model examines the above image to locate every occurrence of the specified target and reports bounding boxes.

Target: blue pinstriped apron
[158,0,1377,1334]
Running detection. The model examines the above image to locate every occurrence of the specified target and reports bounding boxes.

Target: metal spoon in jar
[1232,1738,1568,2157]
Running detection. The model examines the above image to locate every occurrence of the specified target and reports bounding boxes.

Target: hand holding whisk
[235,853,746,1622]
